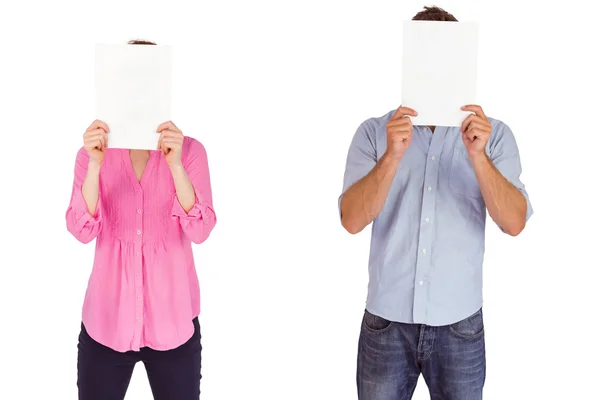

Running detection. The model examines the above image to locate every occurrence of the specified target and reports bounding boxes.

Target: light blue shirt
[339,110,533,326]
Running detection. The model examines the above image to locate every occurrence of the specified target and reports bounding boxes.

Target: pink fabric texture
[66,137,216,352]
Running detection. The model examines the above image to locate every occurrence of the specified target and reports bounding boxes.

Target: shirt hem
[82,315,199,353]
[366,301,483,327]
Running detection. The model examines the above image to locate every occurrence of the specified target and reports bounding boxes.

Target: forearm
[82,161,101,216]
[471,154,527,236]
[170,164,196,213]
[341,152,400,234]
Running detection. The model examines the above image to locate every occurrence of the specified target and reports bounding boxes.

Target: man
[338,6,533,400]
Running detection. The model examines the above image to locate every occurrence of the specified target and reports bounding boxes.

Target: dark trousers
[357,309,486,400]
[77,317,202,400]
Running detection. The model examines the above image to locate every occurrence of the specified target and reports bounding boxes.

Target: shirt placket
[133,189,144,350]
[413,127,445,323]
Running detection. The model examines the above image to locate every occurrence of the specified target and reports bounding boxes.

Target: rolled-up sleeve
[65,148,103,243]
[338,119,378,218]
[488,121,533,225]
[171,138,216,244]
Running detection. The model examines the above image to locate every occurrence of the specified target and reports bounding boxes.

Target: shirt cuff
[171,196,215,223]
[72,188,102,231]
[523,190,534,221]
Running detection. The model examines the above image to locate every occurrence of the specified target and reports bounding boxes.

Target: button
[422,248,427,254]
[137,317,141,322]
[427,186,432,191]
[137,209,142,214]
[425,217,430,222]
[137,229,142,235]
[419,280,424,286]
[137,273,141,278]
[136,252,141,256]
[431,156,436,160]
[137,295,142,300]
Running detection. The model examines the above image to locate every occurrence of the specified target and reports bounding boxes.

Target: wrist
[382,150,404,165]
[469,152,490,167]
[168,162,185,174]
[88,159,103,171]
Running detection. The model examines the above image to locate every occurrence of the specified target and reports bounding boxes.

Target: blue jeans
[357,309,485,400]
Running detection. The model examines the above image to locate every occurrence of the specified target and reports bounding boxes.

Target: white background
[1,0,598,399]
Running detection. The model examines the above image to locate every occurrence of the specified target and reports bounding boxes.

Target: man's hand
[385,106,418,161]
[157,121,184,167]
[460,105,492,159]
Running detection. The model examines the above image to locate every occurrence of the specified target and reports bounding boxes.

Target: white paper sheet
[95,44,172,150]
[401,21,478,127]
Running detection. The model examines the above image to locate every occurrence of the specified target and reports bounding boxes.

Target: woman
[66,62,216,397]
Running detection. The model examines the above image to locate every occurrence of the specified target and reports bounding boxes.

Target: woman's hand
[83,120,109,165]
[157,121,184,167]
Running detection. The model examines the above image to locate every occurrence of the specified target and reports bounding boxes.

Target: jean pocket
[363,309,393,333]
[449,309,484,339]
[448,145,482,198]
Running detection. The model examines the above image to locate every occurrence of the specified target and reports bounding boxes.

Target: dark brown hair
[127,39,157,45]
[412,6,458,21]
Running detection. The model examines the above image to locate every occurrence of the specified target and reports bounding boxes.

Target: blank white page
[401,21,478,127]
[95,44,172,150]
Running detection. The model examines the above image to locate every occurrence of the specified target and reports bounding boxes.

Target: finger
[386,124,413,132]
[389,131,412,140]
[161,140,183,151]
[391,106,418,120]
[461,105,486,119]
[164,139,173,154]
[387,123,413,132]
[84,128,108,138]
[84,132,107,146]
[85,138,106,152]
[156,133,181,146]
[158,135,171,153]
[157,121,181,133]
[84,131,106,141]
[463,131,477,143]
[85,136,106,151]
[156,132,165,148]
[161,138,183,144]
[462,115,489,133]
[388,127,413,135]
[474,128,489,138]
[388,123,413,134]
[467,128,487,140]
[158,129,184,139]
[156,136,169,152]
[159,140,169,155]
[466,121,488,133]
[387,118,414,128]
[87,120,110,133]
[461,114,477,133]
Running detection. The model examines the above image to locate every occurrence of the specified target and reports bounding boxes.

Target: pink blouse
[66,137,216,352]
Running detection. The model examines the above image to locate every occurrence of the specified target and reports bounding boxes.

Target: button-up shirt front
[340,110,533,326]
[66,137,216,352]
